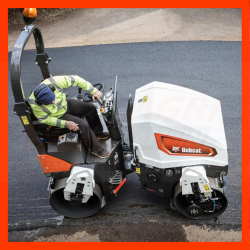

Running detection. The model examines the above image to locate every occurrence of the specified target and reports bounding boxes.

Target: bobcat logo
[172,146,180,152]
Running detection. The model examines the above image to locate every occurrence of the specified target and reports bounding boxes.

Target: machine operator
[29,75,110,159]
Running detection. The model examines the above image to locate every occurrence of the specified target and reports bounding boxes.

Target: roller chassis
[10,23,229,220]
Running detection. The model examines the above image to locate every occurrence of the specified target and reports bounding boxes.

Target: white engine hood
[131,82,228,168]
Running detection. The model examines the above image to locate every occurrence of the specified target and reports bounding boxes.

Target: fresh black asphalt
[8,42,242,238]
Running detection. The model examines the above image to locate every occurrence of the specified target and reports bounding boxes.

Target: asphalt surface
[8,42,242,241]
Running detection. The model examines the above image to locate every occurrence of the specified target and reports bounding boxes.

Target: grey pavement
[8,41,242,241]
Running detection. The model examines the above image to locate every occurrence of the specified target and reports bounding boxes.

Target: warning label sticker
[203,184,211,191]
[136,167,141,174]
[21,116,29,125]
[142,95,148,103]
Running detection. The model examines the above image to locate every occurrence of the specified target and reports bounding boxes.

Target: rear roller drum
[173,182,228,219]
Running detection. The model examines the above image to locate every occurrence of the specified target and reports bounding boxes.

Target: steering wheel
[111,76,118,124]
[82,83,104,103]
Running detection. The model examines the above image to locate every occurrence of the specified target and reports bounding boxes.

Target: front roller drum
[50,177,103,218]
[173,182,228,219]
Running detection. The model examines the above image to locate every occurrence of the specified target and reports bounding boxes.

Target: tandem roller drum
[50,177,103,218]
[172,182,228,220]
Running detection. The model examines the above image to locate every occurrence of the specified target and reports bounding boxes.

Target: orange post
[113,179,127,194]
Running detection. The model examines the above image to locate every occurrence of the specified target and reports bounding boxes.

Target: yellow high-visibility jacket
[28,75,97,128]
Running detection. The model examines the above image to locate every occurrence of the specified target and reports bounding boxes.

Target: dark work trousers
[60,99,103,152]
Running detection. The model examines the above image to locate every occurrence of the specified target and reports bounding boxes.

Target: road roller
[10,8,228,219]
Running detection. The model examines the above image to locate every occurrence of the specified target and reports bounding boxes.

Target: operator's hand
[92,91,103,101]
[65,121,79,131]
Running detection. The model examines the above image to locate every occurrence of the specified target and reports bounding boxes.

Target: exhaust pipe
[50,167,103,218]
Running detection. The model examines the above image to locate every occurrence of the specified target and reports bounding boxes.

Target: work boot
[91,148,110,158]
[96,132,110,140]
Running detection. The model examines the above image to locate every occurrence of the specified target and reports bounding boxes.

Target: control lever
[96,97,104,106]
[68,131,76,140]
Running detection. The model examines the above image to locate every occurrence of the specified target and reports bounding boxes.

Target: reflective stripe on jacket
[28,75,97,128]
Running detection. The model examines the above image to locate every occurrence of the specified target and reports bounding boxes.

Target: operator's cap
[34,83,55,105]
